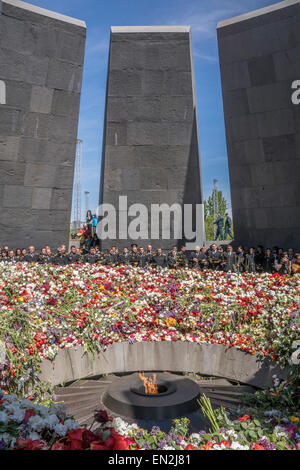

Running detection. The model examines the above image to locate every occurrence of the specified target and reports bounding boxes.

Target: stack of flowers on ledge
[0,263,299,399]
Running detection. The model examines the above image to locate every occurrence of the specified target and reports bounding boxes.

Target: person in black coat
[263,248,275,273]
[24,246,39,263]
[223,245,237,272]
[153,248,167,268]
[214,213,224,241]
[68,246,80,264]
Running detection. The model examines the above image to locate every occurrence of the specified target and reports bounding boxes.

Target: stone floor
[54,371,256,433]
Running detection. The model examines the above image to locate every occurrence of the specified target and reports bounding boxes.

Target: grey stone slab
[4,79,32,110]
[0,136,20,161]
[263,134,296,161]
[273,46,300,81]
[257,108,295,138]
[21,112,50,139]
[3,184,33,208]
[18,137,48,164]
[218,0,300,250]
[100,28,204,250]
[0,161,25,185]
[228,114,259,142]
[30,86,53,114]
[51,189,73,211]
[24,163,56,188]
[108,70,142,97]
[51,89,81,117]
[247,81,291,114]
[248,54,276,87]
[219,61,251,91]
[31,187,52,210]
[46,59,83,93]
[222,88,249,117]
[0,108,22,135]
[0,47,49,85]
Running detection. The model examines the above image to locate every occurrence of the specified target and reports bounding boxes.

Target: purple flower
[150,426,161,436]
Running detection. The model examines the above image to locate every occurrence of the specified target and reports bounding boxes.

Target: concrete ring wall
[38,341,289,389]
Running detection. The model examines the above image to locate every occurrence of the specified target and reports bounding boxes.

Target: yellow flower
[18,296,23,302]
[291,416,299,422]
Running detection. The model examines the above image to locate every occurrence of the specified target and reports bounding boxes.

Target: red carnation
[237,414,250,422]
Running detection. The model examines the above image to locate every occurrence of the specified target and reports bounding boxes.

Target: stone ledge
[38,341,290,389]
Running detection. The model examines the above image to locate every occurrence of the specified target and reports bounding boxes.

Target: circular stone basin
[102,372,201,420]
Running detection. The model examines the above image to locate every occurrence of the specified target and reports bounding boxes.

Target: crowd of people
[0,242,299,276]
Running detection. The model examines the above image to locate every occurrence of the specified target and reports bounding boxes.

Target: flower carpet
[0,262,299,450]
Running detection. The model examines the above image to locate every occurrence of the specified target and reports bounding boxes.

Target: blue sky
[28,0,275,218]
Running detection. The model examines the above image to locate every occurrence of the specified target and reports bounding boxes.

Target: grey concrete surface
[38,341,290,389]
[99,26,204,251]
[217,0,300,250]
[0,0,86,249]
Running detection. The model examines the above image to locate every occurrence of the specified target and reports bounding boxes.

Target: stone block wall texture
[0,0,86,249]
[217,0,300,250]
[99,26,204,250]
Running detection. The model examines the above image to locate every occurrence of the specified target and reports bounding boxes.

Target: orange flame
[139,371,158,394]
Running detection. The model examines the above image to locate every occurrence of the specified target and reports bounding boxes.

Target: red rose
[94,410,111,423]
[24,408,35,424]
[90,441,107,450]
[185,444,194,450]
[52,441,68,450]
[15,438,46,450]
[68,428,85,441]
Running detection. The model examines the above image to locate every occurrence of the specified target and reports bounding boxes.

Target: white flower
[54,423,68,436]
[27,415,46,433]
[27,432,42,441]
[64,418,78,430]
[45,414,59,429]
[0,411,9,424]
[230,441,249,450]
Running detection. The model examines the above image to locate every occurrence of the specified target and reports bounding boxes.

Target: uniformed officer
[190,246,202,269]
[208,244,222,270]
[223,245,237,272]
[24,246,39,263]
[84,247,97,264]
[214,213,224,241]
[223,213,234,240]
[105,248,118,267]
[68,245,80,264]
[178,246,189,269]
[38,247,48,264]
[118,247,131,266]
[245,247,256,273]
[130,245,139,267]
[138,247,147,268]
[167,249,179,269]
[54,247,68,266]
[146,245,155,265]
[153,248,167,268]
[236,246,246,273]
